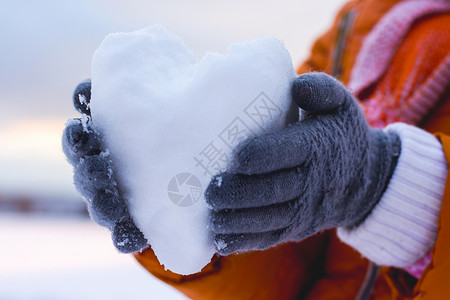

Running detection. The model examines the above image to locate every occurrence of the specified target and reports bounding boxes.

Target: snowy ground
[0,215,187,300]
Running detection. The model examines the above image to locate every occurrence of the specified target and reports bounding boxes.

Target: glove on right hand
[62,80,148,253]
[206,73,402,255]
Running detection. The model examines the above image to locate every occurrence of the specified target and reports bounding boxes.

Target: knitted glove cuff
[337,123,447,268]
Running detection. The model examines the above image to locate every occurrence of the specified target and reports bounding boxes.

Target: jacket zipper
[332,9,357,78]
[356,262,379,300]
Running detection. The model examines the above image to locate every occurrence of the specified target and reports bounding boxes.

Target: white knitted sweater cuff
[337,123,447,268]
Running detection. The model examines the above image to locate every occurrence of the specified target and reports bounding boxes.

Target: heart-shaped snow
[90,25,298,275]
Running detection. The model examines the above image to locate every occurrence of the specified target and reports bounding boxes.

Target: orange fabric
[135,233,329,300]
[304,232,369,300]
[410,133,450,300]
[297,0,401,84]
[135,230,369,300]
[358,14,450,127]
[133,1,450,299]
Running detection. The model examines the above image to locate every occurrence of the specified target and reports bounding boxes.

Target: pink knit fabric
[348,0,450,279]
[361,56,450,128]
[348,0,450,96]
[404,253,433,279]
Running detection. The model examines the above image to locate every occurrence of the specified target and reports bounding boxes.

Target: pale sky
[0,0,346,197]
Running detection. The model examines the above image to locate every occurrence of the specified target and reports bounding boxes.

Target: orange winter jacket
[134,0,450,299]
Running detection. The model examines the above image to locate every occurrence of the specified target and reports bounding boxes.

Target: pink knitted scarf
[348,0,450,128]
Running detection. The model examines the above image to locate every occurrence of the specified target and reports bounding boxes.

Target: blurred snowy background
[0,0,345,299]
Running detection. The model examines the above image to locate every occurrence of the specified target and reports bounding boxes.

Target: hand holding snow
[90,25,298,275]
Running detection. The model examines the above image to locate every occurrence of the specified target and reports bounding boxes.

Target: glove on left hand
[62,79,148,253]
[206,72,401,255]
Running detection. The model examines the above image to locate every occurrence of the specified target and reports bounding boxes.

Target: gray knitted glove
[62,79,148,253]
[206,72,401,256]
